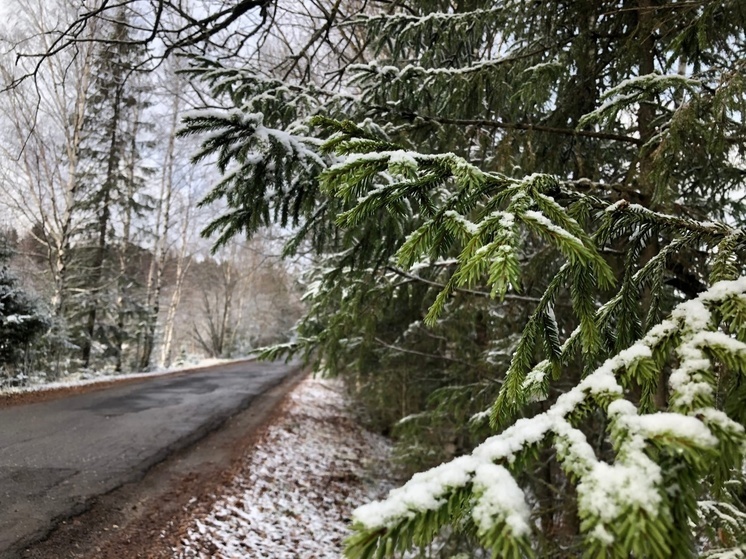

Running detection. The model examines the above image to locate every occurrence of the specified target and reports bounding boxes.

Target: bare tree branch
[2,0,276,90]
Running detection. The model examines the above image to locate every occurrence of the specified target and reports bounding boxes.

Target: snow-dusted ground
[174,377,394,559]
[0,356,233,395]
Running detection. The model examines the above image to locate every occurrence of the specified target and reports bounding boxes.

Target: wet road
[0,359,301,555]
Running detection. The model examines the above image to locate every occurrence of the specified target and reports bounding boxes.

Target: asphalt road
[0,359,301,556]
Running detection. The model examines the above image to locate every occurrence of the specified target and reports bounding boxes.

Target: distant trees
[0,0,303,380]
[190,237,302,358]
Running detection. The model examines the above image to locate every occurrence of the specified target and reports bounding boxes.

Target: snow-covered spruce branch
[181,109,324,169]
[346,278,746,559]
[578,73,701,128]
[514,228,741,413]
[349,44,549,81]
[603,199,736,237]
[493,216,741,422]
[558,187,737,239]
[398,114,643,145]
[319,139,613,355]
[349,7,504,31]
[182,59,361,110]
[318,129,746,419]
[178,108,329,248]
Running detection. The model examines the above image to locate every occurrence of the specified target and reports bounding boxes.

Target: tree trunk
[159,191,194,368]
[140,94,179,370]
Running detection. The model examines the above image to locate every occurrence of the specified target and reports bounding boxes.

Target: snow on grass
[175,377,393,559]
[0,356,235,395]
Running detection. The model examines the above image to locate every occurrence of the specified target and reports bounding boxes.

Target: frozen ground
[0,356,232,395]
[174,377,394,559]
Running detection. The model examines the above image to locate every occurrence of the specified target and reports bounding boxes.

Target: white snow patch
[175,377,395,559]
[472,463,531,536]
[0,357,235,395]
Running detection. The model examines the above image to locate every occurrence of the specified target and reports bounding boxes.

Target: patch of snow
[522,210,583,245]
[0,356,236,395]
[472,463,531,536]
[444,210,479,235]
[175,377,395,559]
[388,150,419,170]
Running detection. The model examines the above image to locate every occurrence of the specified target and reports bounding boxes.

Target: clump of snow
[472,463,531,536]
[353,454,477,529]
[499,211,515,228]
[388,150,419,171]
[628,413,718,447]
[522,210,584,245]
[175,378,394,559]
[604,199,628,213]
[577,456,662,524]
[444,210,479,235]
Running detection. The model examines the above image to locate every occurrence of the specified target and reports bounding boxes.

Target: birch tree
[0,0,99,320]
[158,202,195,368]
[138,72,181,370]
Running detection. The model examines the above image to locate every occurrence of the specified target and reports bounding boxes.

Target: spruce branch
[346,278,746,559]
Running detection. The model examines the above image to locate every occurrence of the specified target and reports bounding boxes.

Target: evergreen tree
[0,235,48,373]
[74,8,153,370]
[180,0,746,556]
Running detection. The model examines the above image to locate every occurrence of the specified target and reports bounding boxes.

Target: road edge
[15,364,308,559]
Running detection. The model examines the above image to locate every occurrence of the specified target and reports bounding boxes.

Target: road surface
[0,359,301,556]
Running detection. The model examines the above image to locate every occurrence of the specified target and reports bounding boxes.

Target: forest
[0,1,302,381]
[2,0,746,557]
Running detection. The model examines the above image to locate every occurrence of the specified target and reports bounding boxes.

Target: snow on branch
[348,277,746,558]
[349,47,542,81]
[579,72,701,128]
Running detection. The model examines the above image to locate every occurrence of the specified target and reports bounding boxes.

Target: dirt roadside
[17,367,307,559]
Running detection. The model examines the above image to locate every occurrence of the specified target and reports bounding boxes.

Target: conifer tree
[0,235,48,373]
[74,8,153,370]
[181,0,746,556]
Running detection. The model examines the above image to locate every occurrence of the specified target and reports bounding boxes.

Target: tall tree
[0,0,98,328]
[157,178,200,369]
[138,69,183,370]
[181,0,746,557]
[75,8,152,369]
